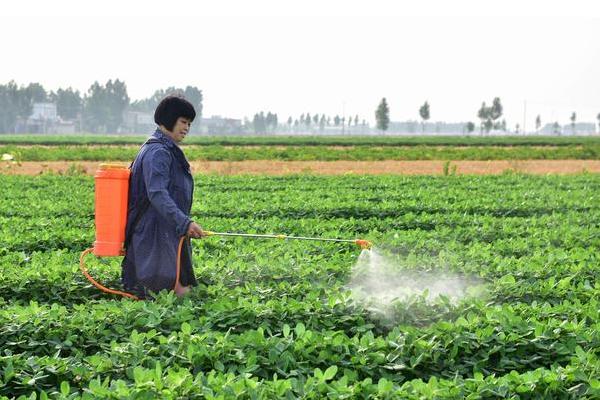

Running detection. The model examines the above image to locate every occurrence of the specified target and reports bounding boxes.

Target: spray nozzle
[355,239,372,249]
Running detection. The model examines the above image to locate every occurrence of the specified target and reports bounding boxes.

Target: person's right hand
[187,221,206,238]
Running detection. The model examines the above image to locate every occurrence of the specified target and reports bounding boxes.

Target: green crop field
[1,172,599,398]
[2,144,600,162]
[1,134,600,146]
[2,135,600,162]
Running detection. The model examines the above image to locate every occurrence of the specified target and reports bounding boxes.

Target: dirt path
[2,160,600,175]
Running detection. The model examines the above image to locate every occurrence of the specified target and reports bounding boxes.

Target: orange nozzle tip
[355,239,372,249]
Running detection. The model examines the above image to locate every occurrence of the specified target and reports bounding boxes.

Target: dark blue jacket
[121,128,195,294]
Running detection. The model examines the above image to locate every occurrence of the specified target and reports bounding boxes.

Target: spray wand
[203,230,373,249]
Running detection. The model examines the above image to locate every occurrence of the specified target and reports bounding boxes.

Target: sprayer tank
[93,164,130,257]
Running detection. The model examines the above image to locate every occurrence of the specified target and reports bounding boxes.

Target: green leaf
[155,361,163,391]
[294,322,306,337]
[323,365,338,381]
[378,378,393,393]
[498,274,516,285]
[282,324,290,338]
[60,381,70,396]
[181,322,191,335]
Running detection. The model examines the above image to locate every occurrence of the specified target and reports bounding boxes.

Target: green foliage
[419,102,430,133]
[52,88,82,120]
[375,98,390,131]
[83,80,129,133]
[3,134,600,146]
[477,97,503,133]
[1,142,599,161]
[130,86,203,120]
[1,174,600,397]
[0,81,48,132]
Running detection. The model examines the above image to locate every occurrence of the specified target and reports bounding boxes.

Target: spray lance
[80,164,372,300]
[202,231,372,249]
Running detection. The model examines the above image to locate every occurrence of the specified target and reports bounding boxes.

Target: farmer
[121,95,205,298]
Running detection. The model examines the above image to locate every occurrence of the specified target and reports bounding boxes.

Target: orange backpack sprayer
[80,164,372,300]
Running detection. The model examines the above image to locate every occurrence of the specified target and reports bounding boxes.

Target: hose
[81,231,370,300]
[80,236,185,301]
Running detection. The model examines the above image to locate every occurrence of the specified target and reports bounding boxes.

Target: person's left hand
[187,221,206,238]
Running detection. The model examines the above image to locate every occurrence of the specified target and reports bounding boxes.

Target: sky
[2,0,600,131]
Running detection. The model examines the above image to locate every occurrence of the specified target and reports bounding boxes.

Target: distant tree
[597,112,600,133]
[14,82,48,120]
[105,79,129,132]
[252,113,259,133]
[477,102,488,134]
[553,121,561,135]
[463,121,475,133]
[130,86,202,120]
[535,115,541,133]
[334,115,341,126]
[287,116,292,126]
[477,97,503,134]
[354,115,359,126]
[181,86,203,119]
[305,113,311,127]
[54,87,82,120]
[299,114,305,125]
[319,114,326,131]
[0,81,20,132]
[265,112,278,132]
[83,81,105,132]
[419,101,430,133]
[313,114,319,125]
[83,79,129,132]
[500,119,507,132]
[252,112,267,134]
[326,116,331,126]
[570,112,576,134]
[24,82,47,103]
[491,98,503,121]
[375,97,390,132]
[515,124,520,134]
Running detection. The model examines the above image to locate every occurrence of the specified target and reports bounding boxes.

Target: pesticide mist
[347,247,486,321]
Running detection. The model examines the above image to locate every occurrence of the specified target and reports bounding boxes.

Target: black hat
[154,95,196,131]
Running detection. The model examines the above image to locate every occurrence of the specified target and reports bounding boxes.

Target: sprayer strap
[123,138,162,250]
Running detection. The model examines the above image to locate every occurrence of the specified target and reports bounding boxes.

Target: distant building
[14,102,77,134]
[31,103,58,121]
[199,116,242,135]
[123,111,155,133]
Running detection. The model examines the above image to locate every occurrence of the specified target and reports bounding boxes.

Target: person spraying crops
[121,96,207,298]
[79,98,371,300]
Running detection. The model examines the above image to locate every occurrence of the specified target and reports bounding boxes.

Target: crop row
[1,298,599,396]
[2,351,599,399]
[2,144,600,161]
[2,134,600,146]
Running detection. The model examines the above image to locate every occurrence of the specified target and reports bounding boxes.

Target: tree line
[249,112,367,134]
[2,79,598,135]
[375,97,600,135]
[0,80,203,133]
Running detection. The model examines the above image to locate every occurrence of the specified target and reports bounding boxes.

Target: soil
[2,160,599,176]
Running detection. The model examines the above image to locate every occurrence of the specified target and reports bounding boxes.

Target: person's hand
[187,221,206,238]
